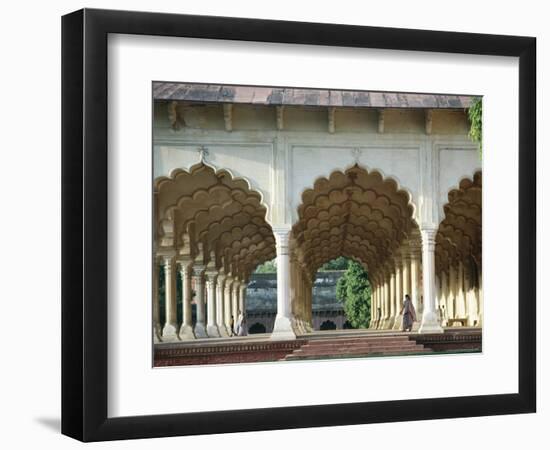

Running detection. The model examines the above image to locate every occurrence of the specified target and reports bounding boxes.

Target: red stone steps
[283,336,431,360]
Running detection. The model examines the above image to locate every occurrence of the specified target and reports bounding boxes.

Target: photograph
[152,82,483,367]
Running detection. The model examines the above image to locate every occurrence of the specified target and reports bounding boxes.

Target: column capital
[204,270,218,283]
[272,226,291,248]
[420,227,438,249]
[192,265,206,277]
[177,257,193,273]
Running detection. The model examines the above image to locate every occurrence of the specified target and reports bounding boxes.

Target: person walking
[401,294,417,332]
[229,315,236,337]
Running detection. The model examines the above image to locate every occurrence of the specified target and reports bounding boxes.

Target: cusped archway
[153,163,275,341]
[290,165,419,333]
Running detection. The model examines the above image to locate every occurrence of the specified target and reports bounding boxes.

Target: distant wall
[245,271,347,332]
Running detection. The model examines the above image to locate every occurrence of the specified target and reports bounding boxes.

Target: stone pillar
[388,270,396,329]
[153,256,162,343]
[393,260,403,330]
[193,266,208,338]
[161,256,178,341]
[205,271,220,337]
[448,263,457,322]
[224,277,233,335]
[307,276,313,330]
[402,254,411,299]
[232,281,240,319]
[419,228,443,333]
[178,261,195,340]
[456,260,467,320]
[239,283,247,316]
[369,281,378,329]
[377,282,382,325]
[410,247,422,325]
[271,227,296,340]
[465,260,478,326]
[216,274,229,337]
[440,270,449,326]
[381,277,389,329]
[477,264,483,327]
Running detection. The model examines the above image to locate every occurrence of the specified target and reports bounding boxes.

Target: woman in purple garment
[401,294,416,332]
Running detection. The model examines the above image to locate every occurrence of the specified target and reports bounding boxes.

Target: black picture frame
[61,8,536,442]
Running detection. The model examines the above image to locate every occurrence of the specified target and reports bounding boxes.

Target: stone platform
[154,328,481,367]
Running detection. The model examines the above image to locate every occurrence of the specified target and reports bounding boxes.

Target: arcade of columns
[154,161,482,342]
[152,84,482,342]
[153,163,276,342]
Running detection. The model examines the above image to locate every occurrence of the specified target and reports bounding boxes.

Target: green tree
[319,256,349,271]
[254,259,277,273]
[468,97,482,157]
[336,260,371,328]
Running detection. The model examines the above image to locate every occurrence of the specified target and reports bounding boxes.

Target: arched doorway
[290,165,418,334]
[320,320,337,331]
[153,162,275,341]
[248,322,267,334]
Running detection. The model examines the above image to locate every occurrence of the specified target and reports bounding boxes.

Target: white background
[0,1,546,449]
[108,35,517,417]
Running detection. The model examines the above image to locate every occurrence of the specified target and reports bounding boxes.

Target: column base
[412,321,421,332]
[218,324,230,337]
[207,324,221,337]
[194,323,208,338]
[419,312,444,334]
[271,316,296,340]
[178,324,195,340]
[153,322,162,343]
[393,314,403,330]
[161,323,179,342]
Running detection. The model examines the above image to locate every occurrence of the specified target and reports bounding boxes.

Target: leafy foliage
[468,97,482,157]
[254,259,277,273]
[336,261,371,328]
[319,256,350,271]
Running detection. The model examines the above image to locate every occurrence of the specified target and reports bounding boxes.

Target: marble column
[271,227,296,340]
[388,270,396,329]
[193,266,208,338]
[448,263,457,322]
[239,283,247,317]
[393,260,403,330]
[178,260,195,340]
[216,274,229,337]
[440,270,449,326]
[161,256,178,341]
[232,280,240,319]
[419,228,443,333]
[369,280,378,328]
[153,256,161,343]
[456,260,467,319]
[465,260,478,326]
[402,254,411,299]
[224,277,234,335]
[410,247,422,323]
[382,277,389,329]
[477,264,483,327]
[205,271,220,337]
[307,275,313,331]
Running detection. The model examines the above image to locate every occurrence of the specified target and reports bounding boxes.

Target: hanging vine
[468,97,482,157]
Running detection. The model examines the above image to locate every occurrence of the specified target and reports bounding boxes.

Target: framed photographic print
[61,8,536,442]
